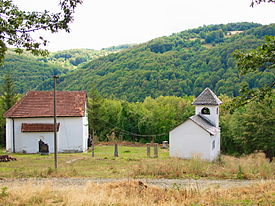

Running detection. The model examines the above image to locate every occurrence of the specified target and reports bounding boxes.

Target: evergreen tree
[88,87,104,140]
[0,74,18,146]
[1,74,18,111]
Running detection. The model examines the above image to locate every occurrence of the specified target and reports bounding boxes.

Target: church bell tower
[192,88,222,127]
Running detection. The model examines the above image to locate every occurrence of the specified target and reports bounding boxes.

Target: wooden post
[154,143,158,158]
[146,143,150,157]
[91,131,95,157]
[114,143,118,157]
[91,141,95,157]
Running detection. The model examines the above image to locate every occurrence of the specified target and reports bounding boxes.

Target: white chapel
[169,88,222,161]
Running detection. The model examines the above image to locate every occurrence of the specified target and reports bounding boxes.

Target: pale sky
[14,0,275,51]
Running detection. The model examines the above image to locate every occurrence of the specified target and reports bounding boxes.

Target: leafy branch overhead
[234,36,275,75]
[231,36,275,111]
[250,0,275,7]
[0,0,82,63]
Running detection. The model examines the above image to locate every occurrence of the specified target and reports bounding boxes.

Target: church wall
[169,119,211,160]
[6,117,87,153]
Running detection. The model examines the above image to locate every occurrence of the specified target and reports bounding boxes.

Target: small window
[212,140,215,150]
[201,107,210,115]
[216,108,219,114]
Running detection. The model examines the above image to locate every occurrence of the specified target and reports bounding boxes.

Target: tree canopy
[250,0,275,7]
[0,0,82,63]
[231,36,275,110]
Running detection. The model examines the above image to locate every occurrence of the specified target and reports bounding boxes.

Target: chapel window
[212,140,215,150]
[201,107,210,115]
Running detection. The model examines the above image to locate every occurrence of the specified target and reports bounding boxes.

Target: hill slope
[38,22,275,101]
[0,51,69,93]
[39,45,132,69]
[0,46,131,93]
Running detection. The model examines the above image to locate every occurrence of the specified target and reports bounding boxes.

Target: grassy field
[0,180,274,205]
[0,145,274,179]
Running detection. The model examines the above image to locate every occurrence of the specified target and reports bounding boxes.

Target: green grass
[0,146,169,178]
[0,146,274,179]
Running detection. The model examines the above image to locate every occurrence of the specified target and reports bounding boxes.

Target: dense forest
[0,50,69,93]
[37,22,275,101]
[0,46,130,93]
[87,90,274,156]
[38,45,131,70]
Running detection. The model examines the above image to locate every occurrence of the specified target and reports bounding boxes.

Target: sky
[14,0,275,51]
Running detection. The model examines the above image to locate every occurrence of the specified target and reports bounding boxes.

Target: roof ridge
[192,88,222,106]
[4,91,87,118]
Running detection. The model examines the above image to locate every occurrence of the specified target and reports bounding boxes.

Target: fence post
[146,143,151,158]
[154,143,158,158]
[114,143,118,157]
[91,141,95,157]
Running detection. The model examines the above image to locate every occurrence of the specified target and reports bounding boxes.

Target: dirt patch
[0,178,268,189]
[65,157,87,164]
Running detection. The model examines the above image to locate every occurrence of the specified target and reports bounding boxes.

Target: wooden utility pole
[53,75,59,169]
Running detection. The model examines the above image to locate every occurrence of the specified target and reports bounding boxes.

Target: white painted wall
[169,120,212,160]
[5,118,13,153]
[6,116,88,153]
[210,131,220,161]
[195,105,219,127]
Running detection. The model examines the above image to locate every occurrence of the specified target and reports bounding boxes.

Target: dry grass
[131,153,275,179]
[0,180,274,206]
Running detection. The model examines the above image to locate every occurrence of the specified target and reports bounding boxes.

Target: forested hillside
[0,46,131,93]
[1,23,274,100]
[0,51,69,93]
[39,45,132,69]
[38,22,275,101]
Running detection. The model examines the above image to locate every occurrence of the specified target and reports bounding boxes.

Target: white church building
[4,91,89,153]
[169,88,222,161]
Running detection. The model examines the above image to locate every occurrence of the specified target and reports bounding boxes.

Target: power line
[0,75,55,80]
[98,117,168,137]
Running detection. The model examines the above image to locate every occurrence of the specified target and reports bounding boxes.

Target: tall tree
[0,73,18,146]
[228,94,274,157]
[88,87,104,140]
[0,0,82,63]
[0,73,18,111]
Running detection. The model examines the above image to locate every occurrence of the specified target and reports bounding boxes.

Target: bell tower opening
[201,107,210,115]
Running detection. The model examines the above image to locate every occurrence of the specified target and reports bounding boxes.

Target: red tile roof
[4,91,87,118]
[21,123,60,132]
